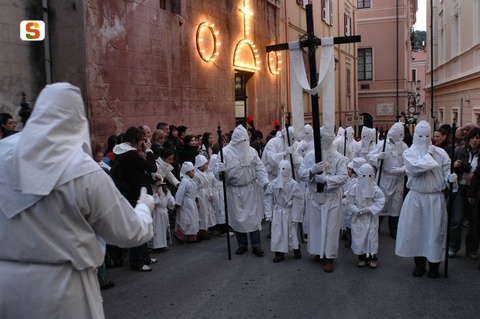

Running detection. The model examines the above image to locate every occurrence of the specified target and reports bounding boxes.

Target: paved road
[102,222,480,319]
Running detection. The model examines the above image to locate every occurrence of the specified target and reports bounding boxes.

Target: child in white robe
[264,160,305,262]
[174,162,200,243]
[345,163,385,268]
[342,157,366,248]
[194,155,216,240]
[148,180,176,250]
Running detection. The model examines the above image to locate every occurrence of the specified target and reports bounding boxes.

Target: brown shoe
[324,259,334,273]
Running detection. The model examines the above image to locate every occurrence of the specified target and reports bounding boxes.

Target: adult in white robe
[264,160,305,261]
[215,125,269,256]
[346,163,385,267]
[0,83,153,319]
[334,126,359,161]
[395,121,457,278]
[356,126,377,160]
[262,127,303,181]
[296,124,314,237]
[298,130,348,272]
[368,122,408,238]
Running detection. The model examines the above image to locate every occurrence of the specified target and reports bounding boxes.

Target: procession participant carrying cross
[267,4,360,272]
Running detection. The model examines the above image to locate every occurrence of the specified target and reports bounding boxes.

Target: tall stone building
[427,0,480,129]
[356,0,418,131]
[3,0,285,140]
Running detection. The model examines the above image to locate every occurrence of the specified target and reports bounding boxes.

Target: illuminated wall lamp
[268,51,282,75]
[196,22,219,63]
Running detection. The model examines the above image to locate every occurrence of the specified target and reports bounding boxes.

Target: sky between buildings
[414,0,427,31]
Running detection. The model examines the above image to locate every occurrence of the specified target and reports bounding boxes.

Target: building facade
[356,0,417,132]
[3,0,360,141]
[3,0,287,140]
[427,0,480,129]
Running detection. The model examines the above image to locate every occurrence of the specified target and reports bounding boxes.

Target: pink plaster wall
[84,0,282,142]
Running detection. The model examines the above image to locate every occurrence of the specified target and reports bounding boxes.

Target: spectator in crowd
[434,127,453,158]
[200,131,215,160]
[449,127,480,259]
[151,129,167,158]
[113,126,158,272]
[0,112,17,139]
[180,135,199,164]
[103,134,118,164]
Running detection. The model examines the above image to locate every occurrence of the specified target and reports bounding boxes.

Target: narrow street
[102,222,480,318]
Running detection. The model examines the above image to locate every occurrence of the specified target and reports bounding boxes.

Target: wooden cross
[266,4,360,192]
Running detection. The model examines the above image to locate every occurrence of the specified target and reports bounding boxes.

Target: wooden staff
[445,122,457,277]
[217,123,232,260]
[377,129,388,186]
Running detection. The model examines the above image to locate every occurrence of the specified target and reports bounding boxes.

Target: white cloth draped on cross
[288,37,335,140]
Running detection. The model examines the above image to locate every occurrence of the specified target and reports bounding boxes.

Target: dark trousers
[236,230,261,249]
[129,243,150,270]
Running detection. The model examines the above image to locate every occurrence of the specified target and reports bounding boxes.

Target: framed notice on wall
[376,103,394,116]
[235,101,245,118]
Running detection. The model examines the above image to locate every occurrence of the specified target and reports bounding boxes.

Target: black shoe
[294,249,302,259]
[427,267,439,278]
[412,267,426,277]
[173,234,185,244]
[273,252,284,263]
[131,264,152,272]
[147,258,157,264]
[198,234,212,240]
[100,281,115,290]
[235,247,248,255]
[313,255,323,262]
[252,247,265,257]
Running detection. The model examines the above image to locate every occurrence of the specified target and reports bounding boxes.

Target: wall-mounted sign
[376,103,394,116]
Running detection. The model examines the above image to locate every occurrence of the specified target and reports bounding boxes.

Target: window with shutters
[358,48,373,80]
[357,0,371,9]
[321,0,333,25]
[344,12,351,36]
[160,0,181,14]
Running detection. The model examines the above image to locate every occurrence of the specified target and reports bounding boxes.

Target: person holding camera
[448,127,480,259]
[113,126,159,271]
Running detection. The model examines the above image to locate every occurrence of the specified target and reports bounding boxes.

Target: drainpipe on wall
[396,0,399,119]
[284,0,290,127]
[430,0,435,130]
[42,0,52,84]
[337,0,342,130]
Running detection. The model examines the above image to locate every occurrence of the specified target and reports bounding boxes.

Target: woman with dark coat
[180,134,199,164]
[113,126,158,272]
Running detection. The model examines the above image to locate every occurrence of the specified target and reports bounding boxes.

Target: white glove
[377,152,387,160]
[136,187,154,212]
[315,174,326,184]
[284,145,294,156]
[448,173,457,183]
[428,145,436,156]
[265,217,272,222]
[217,162,226,172]
[311,161,325,174]
[390,166,405,175]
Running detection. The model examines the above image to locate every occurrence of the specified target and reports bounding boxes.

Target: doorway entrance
[235,70,253,127]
